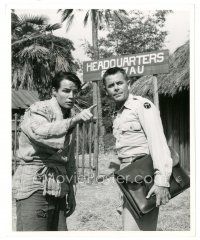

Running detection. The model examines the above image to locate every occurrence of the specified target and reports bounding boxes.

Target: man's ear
[103,85,108,96]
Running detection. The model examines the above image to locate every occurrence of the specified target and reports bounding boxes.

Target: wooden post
[81,123,86,177]
[91,19,101,179]
[96,82,99,178]
[14,113,18,172]
[152,75,160,110]
[75,124,80,182]
[93,81,99,181]
[88,121,92,183]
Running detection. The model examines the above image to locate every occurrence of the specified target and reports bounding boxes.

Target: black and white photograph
[0,0,198,236]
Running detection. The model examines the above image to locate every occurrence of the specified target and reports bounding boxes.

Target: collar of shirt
[114,93,137,116]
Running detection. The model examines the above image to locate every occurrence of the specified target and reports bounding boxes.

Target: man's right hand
[146,184,171,207]
[72,104,97,124]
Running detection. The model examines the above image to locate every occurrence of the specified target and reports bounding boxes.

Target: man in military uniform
[102,67,172,231]
[13,71,96,231]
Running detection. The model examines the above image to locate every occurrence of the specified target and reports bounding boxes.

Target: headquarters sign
[83,50,169,82]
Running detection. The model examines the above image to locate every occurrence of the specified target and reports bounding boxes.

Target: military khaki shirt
[113,94,172,187]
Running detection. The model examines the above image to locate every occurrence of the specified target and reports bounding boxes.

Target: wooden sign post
[92,80,99,180]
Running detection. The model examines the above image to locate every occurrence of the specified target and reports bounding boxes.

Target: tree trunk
[92,18,105,153]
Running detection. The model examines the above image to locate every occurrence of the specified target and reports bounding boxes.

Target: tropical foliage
[83,10,172,58]
[12,10,78,99]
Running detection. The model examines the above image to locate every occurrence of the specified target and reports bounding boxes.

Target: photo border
[0,0,198,239]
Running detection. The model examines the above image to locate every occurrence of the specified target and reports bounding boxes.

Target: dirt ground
[12,152,190,231]
[67,183,190,231]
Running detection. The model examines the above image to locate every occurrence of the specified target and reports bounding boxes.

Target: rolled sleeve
[136,98,172,187]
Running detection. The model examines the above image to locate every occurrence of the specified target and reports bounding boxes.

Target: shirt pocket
[121,122,141,133]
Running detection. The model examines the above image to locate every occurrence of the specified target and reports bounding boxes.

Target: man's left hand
[146,185,171,207]
[65,187,76,217]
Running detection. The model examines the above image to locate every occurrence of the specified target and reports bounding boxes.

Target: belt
[17,157,66,167]
[119,154,147,163]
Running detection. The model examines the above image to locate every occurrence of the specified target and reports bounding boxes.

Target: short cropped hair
[102,67,128,86]
[52,72,82,91]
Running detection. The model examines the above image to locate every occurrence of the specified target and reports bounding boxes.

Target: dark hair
[52,72,82,91]
[102,67,128,86]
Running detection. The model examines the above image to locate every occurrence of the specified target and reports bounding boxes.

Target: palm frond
[12,69,19,89]
[18,14,49,26]
[84,11,90,26]
[19,22,36,34]
[45,23,62,32]
[17,45,50,60]
[12,33,46,46]
[55,56,70,72]
[19,63,28,88]
[59,9,74,23]
[65,14,75,32]
[11,11,19,24]
[12,63,32,90]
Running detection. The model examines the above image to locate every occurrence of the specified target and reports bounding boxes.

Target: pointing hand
[73,104,97,123]
[88,104,97,113]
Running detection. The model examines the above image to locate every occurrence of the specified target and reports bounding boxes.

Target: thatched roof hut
[131,40,189,97]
